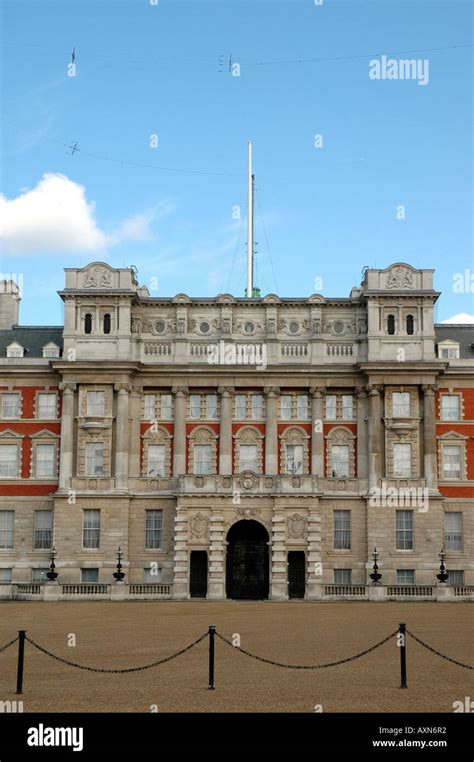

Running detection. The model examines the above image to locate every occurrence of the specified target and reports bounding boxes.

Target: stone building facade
[0,261,472,599]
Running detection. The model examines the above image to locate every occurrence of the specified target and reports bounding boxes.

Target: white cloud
[441,313,474,324]
[0,173,168,254]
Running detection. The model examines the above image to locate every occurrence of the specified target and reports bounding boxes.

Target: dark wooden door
[190,551,208,598]
[288,551,306,599]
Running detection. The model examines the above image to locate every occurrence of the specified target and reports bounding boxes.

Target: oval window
[333,321,344,334]
[200,321,210,334]
[244,321,255,334]
[289,321,299,334]
[154,321,166,334]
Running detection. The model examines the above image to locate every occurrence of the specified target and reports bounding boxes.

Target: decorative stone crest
[386,266,414,289]
[237,471,259,491]
[234,505,261,519]
[189,512,209,539]
[287,513,307,539]
[84,266,112,289]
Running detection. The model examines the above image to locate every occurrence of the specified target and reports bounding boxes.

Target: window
[448,570,464,586]
[84,313,92,334]
[393,443,411,477]
[442,445,461,479]
[145,510,163,549]
[32,568,49,584]
[144,394,156,420]
[0,569,12,583]
[0,445,19,477]
[235,394,247,419]
[334,569,352,585]
[406,315,414,335]
[285,444,303,474]
[206,394,218,419]
[103,314,111,334]
[296,395,308,420]
[35,444,55,478]
[333,510,351,550]
[331,445,350,478]
[387,314,395,335]
[239,444,258,472]
[81,568,99,583]
[251,394,263,419]
[392,392,411,418]
[83,510,100,548]
[281,395,292,420]
[2,393,20,418]
[0,511,14,548]
[438,343,460,360]
[148,444,166,477]
[144,567,162,582]
[445,513,462,551]
[87,391,105,416]
[193,444,212,474]
[160,394,173,419]
[154,321,166,334]
[34,511,53,549]
[37,393,57,419]
[199,321,210,334]
[325,395,337,420]
[6,342,24,358]
[42,345,60,358]
[396,511,413,550]
[397,569,415,585]
[190,394,201,419]
[85,443,104,476]
[341,395,353,420]
[244,321,255,334]
[441,395,460,421]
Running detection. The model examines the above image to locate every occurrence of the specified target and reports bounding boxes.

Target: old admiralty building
[0,261,472,601]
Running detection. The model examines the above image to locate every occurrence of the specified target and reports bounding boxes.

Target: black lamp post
[436,547,449,584]
[46,547,58,581]
[369,547,382,584]
[113,546,125,582]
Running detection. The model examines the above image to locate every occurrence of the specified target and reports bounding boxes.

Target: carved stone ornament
[237,471,259,491]
[287,513,307,539]
[234,505,261,519]
[189,512,209,539]
[131,318,141,333]
[84,266,112,289]
[386,266,414,289]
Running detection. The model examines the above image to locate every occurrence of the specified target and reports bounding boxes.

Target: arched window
[103,313,111,334]
[406,314,414,335]
[387,314,395,335]
[84,314,92,334]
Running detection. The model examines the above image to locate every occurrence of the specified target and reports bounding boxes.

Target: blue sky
[1,0,473,325]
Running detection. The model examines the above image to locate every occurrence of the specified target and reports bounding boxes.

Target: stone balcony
[138,339,364,365]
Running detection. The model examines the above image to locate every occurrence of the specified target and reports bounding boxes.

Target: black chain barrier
[0,636,18,653]
[24,632,208,673]
[215,628,399,669]
[406,629,473,670]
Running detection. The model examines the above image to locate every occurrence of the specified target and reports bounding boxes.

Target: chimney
[0,280,21,330]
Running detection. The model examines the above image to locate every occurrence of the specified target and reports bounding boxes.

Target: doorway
[288,551,306,599]
[226,520,269,599]
[190,550,208,598]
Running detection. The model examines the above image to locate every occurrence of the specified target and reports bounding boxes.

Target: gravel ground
[0,601,472,713]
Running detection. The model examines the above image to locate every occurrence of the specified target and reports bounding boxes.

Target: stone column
[218,386,233,475]
[208,513,225,599]
[367,385,382,490]
[270,510,287,600]
[422,385,437,489]
[172,505,189,599]
[310,387,325,476]
[172,386,187,477]
[114,383,130,491]
[306,510,323,599]
[356,388,369,479]
[58,382,76,491]
[128,387,142,478]
[265,387,279,475]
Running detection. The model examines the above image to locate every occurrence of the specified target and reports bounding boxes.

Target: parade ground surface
[0,602,472,713]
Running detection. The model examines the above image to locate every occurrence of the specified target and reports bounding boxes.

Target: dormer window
[406,315,414,335]
[6,342,24,358]
[103,314,111,334]
[387,315,395,335]
[438,341,460,360]
[42,343,60,359]
[84,314,92,334]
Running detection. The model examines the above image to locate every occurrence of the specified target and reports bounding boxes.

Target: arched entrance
[226,520,269,599]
